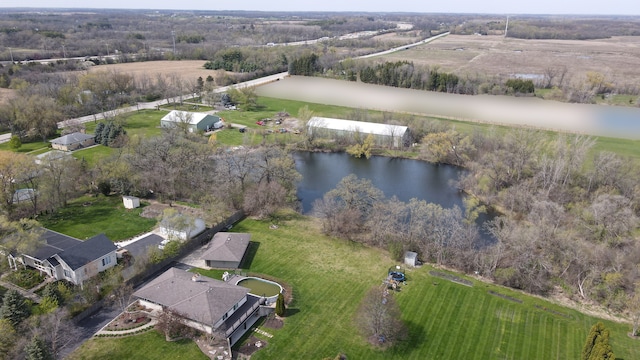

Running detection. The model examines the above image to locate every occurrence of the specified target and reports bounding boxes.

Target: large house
[134,267,266,346]
[5,229,117,286]
[49,132,96,151]
[307,116,410,148]
[160,110,223,133]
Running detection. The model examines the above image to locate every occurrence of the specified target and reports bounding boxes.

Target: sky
[0,0,637,16]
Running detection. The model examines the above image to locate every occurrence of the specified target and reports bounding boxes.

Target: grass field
[39,194,157,241]
[67,330,207,360]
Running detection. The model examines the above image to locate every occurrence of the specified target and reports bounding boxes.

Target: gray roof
[134,268,249,326]
[56,234,116,270]
[50,132,95,145]
[31,229,82,260]
[201,232,250,263]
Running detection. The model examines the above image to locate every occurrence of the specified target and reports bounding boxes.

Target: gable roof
[161,110,220,125]
[56,234,116,270]
[308,117,408,137]
[50,132,95,145]
[201,232,250,263]
[133,267,249,326]
[30,229,83,260]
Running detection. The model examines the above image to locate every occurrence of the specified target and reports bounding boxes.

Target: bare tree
[30,308,79,359]
[355,286,407,347]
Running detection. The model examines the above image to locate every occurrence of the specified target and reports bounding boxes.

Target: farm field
[378,34,640,87]
[69,215,640,359]
[87,60,218,84]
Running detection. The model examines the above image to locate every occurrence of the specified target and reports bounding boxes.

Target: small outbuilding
[158,213,206,241]
[201,232,250,269]
[404,251,419,267]
[122,196,140,209]
[49,132,95,151]
[307,116,410,148]
[161,110,223,133]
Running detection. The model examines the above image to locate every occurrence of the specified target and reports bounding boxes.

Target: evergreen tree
[24,336,53,360]
[0,289,30,327]
[275,293,286,317]
[582,322,614,360]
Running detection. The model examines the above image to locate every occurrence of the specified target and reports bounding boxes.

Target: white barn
[161,111,223,133]
[307,117,410,148]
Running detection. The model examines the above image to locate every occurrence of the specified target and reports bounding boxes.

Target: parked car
[158,239,171,250]
[239,127,247,133]
[256,121,265,126]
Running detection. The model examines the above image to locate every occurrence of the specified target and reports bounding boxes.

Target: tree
[30,308,78,358]
[0,151,39,217]
[582,322,614,360]
[355,287,406,347]
[107,282,134,322]
[628,286,640,337]
[347,133,374,159]
[0,289,31,327]
[0,318,16,360]
[275,293,286,317]
[24,336,53,360]
[8,135,21,150]
[0,216,43,269]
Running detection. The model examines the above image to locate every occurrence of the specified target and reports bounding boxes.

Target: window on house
[222,313,228,321]
[63,269,71,278]
[102,256,112,267]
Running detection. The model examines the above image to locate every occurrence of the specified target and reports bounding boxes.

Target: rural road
[58,72,288,128]
[0,132,11,144]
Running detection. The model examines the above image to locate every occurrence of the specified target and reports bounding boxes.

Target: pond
[294,152,496,241]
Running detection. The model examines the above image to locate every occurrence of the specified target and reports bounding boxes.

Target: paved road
[58,72,289,128]
[0,132,11,144]
[356,32,450,59]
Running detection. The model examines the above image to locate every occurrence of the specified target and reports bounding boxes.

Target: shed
[49,132,95,151]
[161,110,223,133]
[122,196,140,209]
[404,251,418,267]
[159,215,206,241]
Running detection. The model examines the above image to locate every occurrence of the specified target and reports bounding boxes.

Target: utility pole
[171,30,176,54]
[505,16,509,38]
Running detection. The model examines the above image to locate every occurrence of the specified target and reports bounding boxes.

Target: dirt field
[257,76,640,140]
[379,34,640,86]
[87,60,220,83]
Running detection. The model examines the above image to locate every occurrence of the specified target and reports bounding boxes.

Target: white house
[7,229,117,287]
[160,111,223,133]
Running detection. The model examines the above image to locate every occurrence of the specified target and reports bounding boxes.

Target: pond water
[294,152,495,241]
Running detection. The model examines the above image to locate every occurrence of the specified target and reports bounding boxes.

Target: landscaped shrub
[5,269,45,289]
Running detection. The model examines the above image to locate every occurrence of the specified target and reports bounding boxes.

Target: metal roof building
[161,110,222,133]
[307,117,410,148]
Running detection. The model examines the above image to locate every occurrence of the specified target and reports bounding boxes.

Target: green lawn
[39,194,157,241]
[66,215,640,359]
[84,109,166,139]
[67,330,207,360]
[72,145,115,167]
[0,139,50,153]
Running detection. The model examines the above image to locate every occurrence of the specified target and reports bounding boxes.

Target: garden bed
[429,270,473,287]
[488,290,523,303]
[105,312,152,331]
[5,268,46,289]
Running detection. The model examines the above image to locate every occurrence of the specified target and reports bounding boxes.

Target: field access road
[58,72,288,128]
[356,31,450,59]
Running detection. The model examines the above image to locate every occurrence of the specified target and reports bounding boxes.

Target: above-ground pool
[236,277,283,304]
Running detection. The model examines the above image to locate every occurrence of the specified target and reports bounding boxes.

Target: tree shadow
[284,308,300,317]
[239,241,260,269]
[387,319,426,356]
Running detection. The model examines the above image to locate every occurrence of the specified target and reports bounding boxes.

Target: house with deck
[133,267,268,347]
[5,229,117,286]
